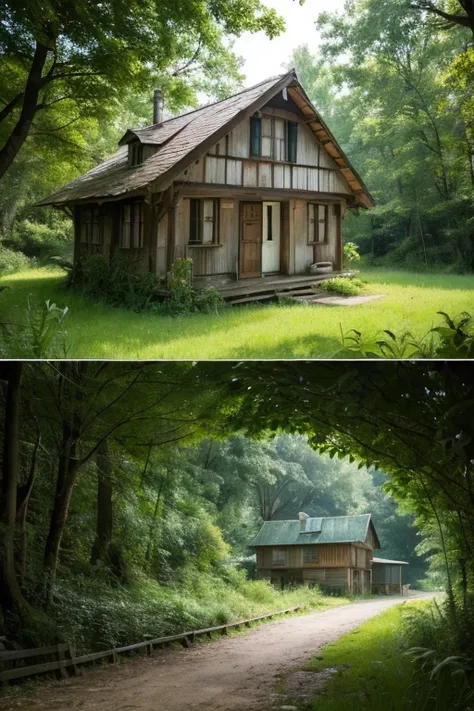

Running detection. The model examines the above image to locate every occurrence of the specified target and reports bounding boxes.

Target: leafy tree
[0,0,284,180]
[291,0,474,271]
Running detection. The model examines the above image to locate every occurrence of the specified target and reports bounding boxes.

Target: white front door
[262,202,281,274]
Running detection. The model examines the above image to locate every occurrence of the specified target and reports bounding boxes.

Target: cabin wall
[176,107,352,198]
[256,544,352,569]
[171,197,239,276]
[291,199,338,273]
[74,200,154,272]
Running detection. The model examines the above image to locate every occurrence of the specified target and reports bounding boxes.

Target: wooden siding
[256,544,352,569]
[176,108,352,198]
[291,199,338,273]
[303,568,349,590]
[172,197,238,276]
[75,201,152,270]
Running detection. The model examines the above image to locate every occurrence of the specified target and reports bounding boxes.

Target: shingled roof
[249,514,380,548]
[39,70,374,208]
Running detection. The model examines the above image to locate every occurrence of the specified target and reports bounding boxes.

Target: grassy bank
[299,601,431,711]
[37,568,348,655]
[1,267,473,359]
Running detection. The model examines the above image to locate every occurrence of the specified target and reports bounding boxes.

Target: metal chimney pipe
[153,88,164,124]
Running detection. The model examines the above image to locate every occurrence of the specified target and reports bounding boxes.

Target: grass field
[1,267,473,359]
[302,601,429,711]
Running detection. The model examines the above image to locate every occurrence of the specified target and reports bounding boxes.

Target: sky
[234,0,346,87]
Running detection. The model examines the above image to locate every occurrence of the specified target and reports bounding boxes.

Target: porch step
[217,272,353,306]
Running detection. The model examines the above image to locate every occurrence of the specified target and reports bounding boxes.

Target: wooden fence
[0,605,302,685]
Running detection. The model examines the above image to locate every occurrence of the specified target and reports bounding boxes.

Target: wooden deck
[195,272,347,305]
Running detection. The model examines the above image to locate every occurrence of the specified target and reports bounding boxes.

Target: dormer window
[129,141,143,167]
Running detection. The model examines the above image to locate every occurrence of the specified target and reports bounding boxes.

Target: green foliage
[165,259,225,315]
[339,311,474,358]
[402,600,474,710]
[22,297,69,358]
[43,571,336,655]
[0,246,33,275]
[69,253,165,311]
[11,214,73,262]
[343,241,361,268]
[66,255,226,315]
[0,295,69,358]
[318,276,366,297]
[291,1,474,272]
[194,286,225,315]
[165,258,195,313]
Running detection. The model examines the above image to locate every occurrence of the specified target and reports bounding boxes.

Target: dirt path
[0,593,434,711]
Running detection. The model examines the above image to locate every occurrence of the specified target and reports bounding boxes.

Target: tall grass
[1,267,473,359]
[46,566,347,654]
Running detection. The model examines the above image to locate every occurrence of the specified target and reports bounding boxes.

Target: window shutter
[261,117,273,158]
[287,121,298,163]
[308,203,315,242]
[317,204,327,242]
[202,200,215,244]
[250,117,261,157]
[121,205,131,248]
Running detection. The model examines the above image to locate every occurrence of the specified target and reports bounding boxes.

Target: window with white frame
[308,203,328,244]
[302,546,318,564]
[272,548,286,566]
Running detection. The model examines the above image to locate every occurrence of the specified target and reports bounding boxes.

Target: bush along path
[0,594,434,711]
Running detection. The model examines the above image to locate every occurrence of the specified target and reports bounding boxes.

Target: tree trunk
[90,439,113,566]
[0,363,29,616]
[0,41,49,181]
[43,416,81,600]
[15,419,41,582]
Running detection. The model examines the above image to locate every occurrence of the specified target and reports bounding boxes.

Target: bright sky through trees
[234,0,346,85]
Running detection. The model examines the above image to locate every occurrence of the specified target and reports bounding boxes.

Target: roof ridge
[134,72,292,132]
[263,513,371,523]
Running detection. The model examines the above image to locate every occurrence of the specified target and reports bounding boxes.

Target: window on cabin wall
[120,202,144,248]
[189,199,219,245]
[302,546,318,564]
[81,206,102,244]
[308,203,328,244]
[249,116,297,162]
[272,548,286,566]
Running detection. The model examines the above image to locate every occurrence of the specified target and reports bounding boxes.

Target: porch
[194,271,347,306]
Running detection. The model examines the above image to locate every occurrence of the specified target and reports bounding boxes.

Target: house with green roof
[250,512,385,594]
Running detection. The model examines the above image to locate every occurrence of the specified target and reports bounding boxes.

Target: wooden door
[240,202,262,278]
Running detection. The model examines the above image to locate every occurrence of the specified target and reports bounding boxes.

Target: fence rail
[0,605,302,685]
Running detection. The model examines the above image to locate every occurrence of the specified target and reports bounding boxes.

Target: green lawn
[300,601,429,711]
[1,267,473,359]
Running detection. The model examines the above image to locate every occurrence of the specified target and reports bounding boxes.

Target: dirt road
[1,593,434,711]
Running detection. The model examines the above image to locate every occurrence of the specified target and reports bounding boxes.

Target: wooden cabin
[39,70,374,297]
[250,513,382,594]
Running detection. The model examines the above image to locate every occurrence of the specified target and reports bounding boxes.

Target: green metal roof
[250,514,378,547]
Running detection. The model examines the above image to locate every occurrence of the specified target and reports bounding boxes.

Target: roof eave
[287,83,375,210]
